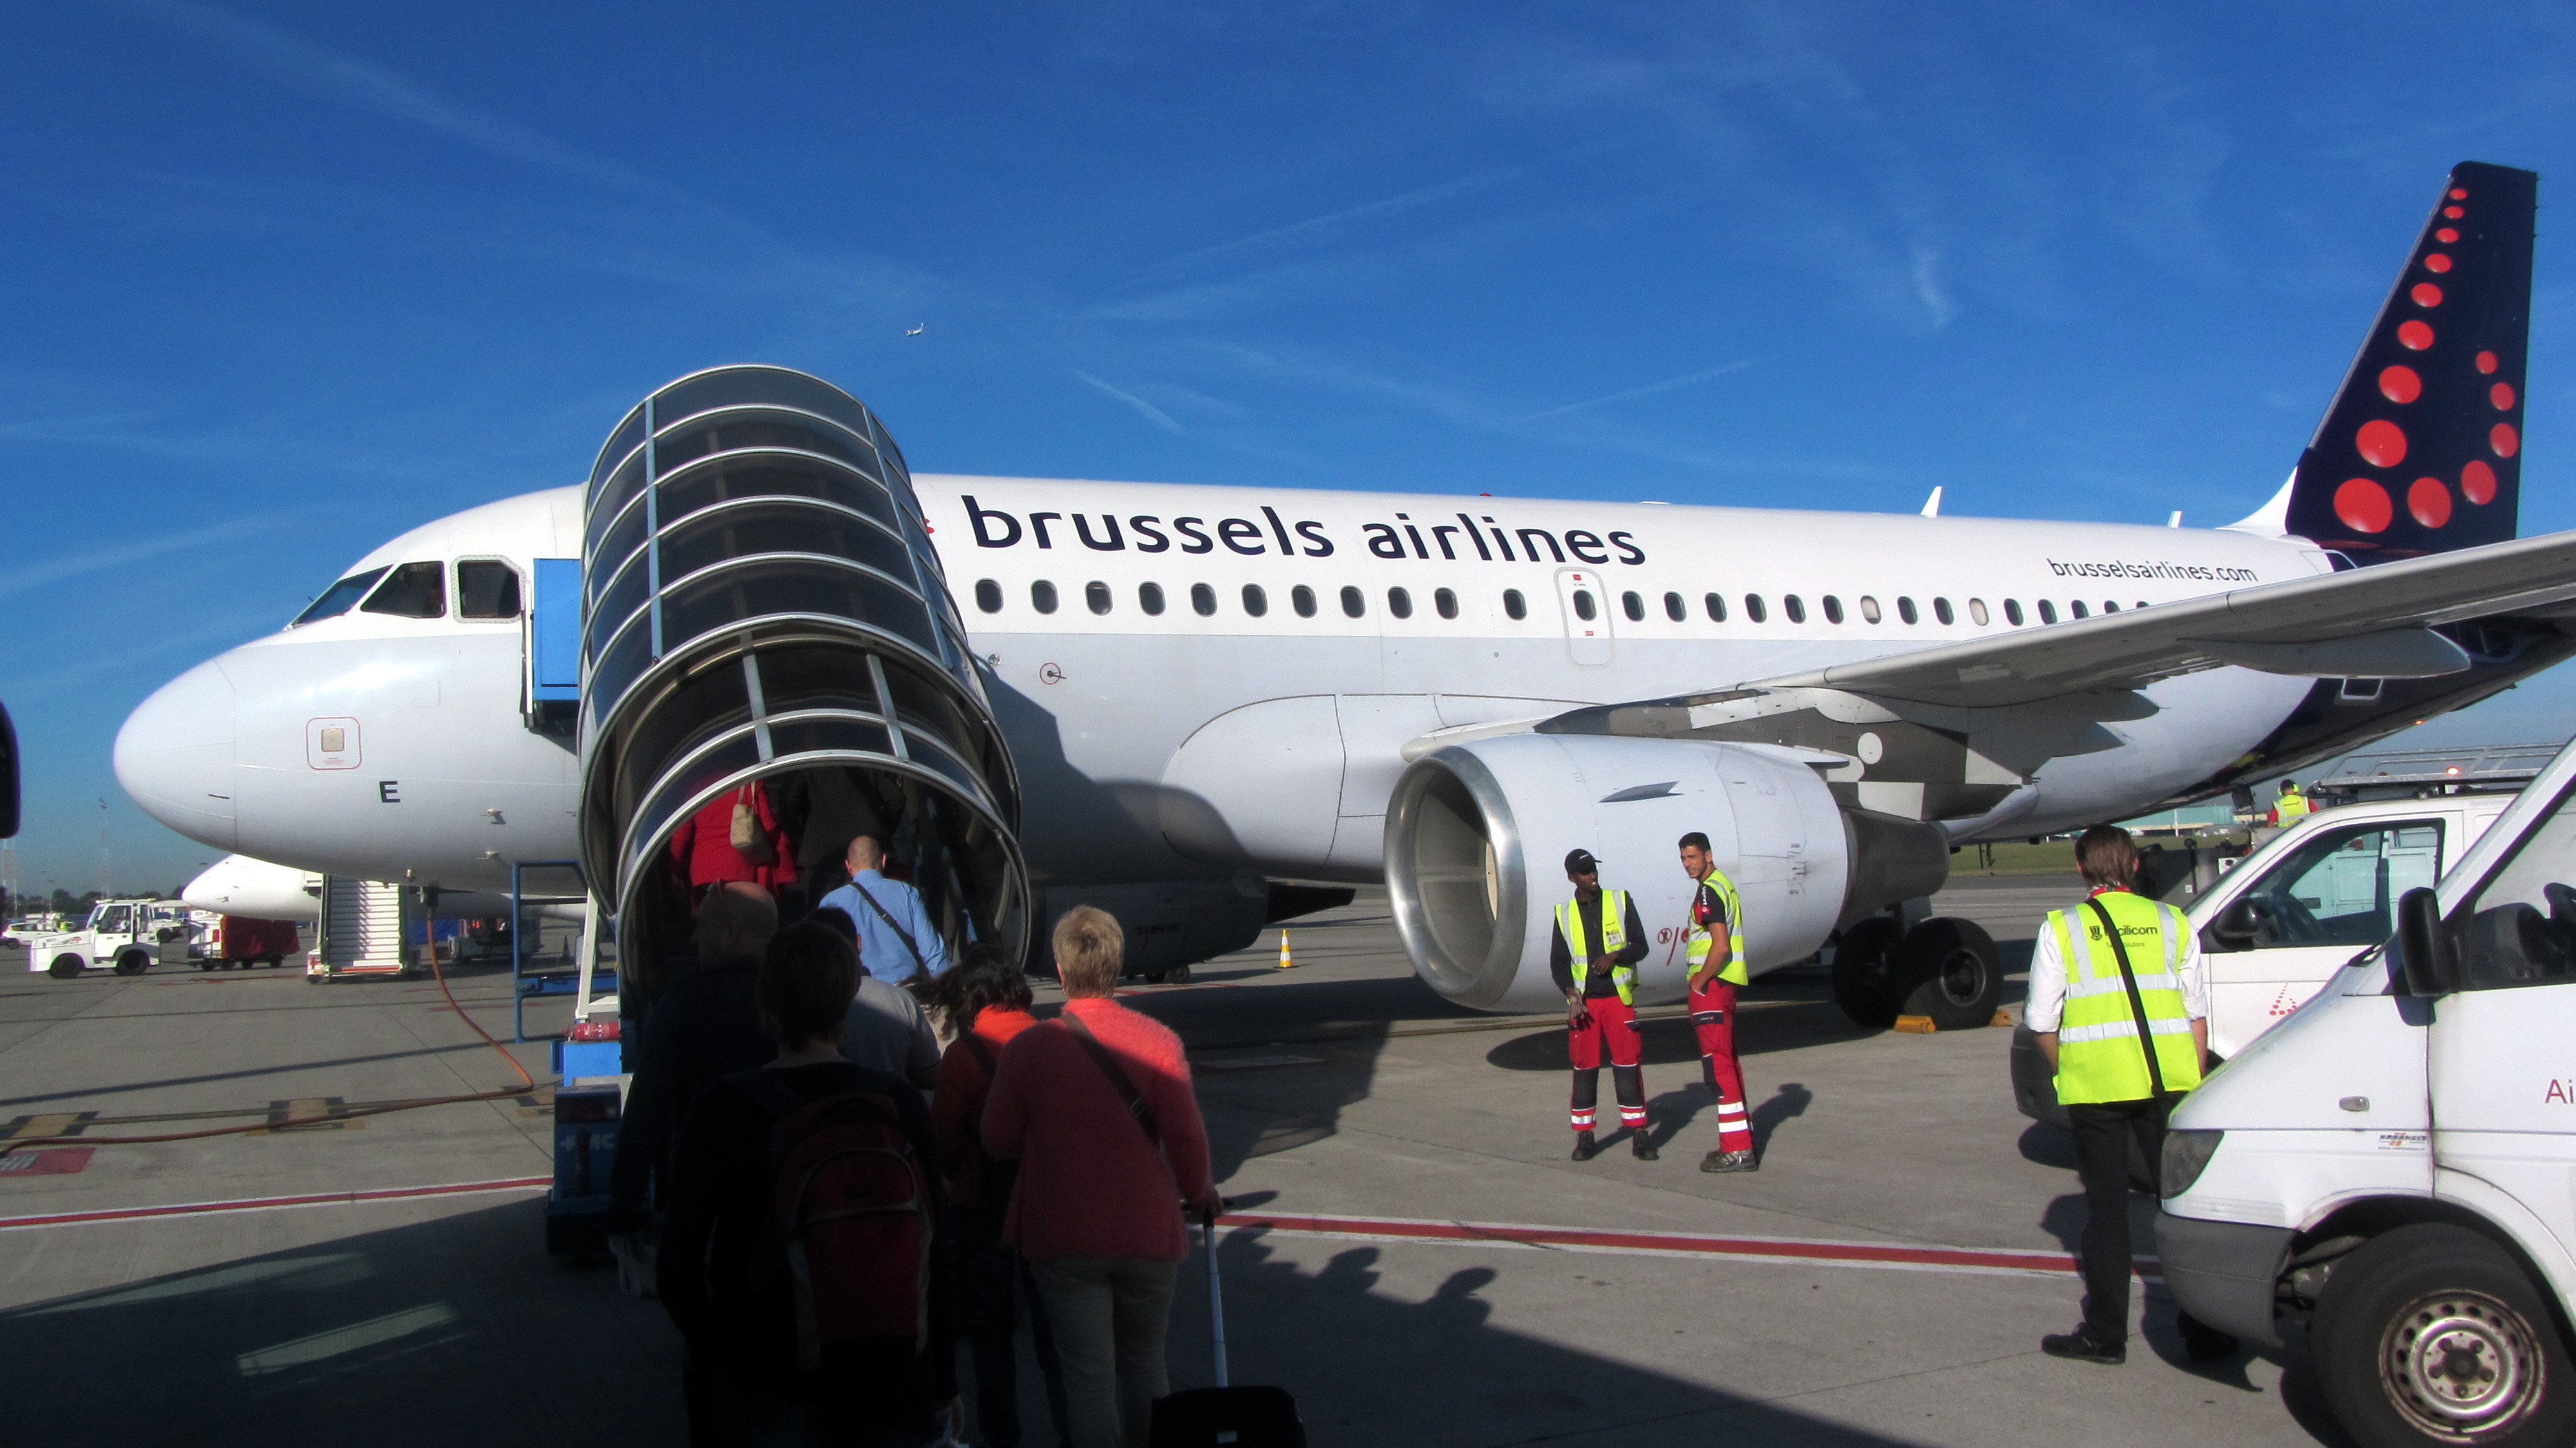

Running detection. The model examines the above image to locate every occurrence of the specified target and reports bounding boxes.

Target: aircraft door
[1552,568,1615,667]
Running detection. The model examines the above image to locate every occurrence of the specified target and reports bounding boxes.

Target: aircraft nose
[115,656,238,850]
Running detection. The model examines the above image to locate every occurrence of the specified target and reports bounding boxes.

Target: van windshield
[291,568,389,627]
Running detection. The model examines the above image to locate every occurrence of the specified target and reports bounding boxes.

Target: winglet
[1920,486,1942,517]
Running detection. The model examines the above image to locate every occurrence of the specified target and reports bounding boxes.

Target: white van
[2012,792,2516,1126]
[2157,738,2576,1448]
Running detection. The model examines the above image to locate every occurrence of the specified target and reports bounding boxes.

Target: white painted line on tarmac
[0,1176,552,1233]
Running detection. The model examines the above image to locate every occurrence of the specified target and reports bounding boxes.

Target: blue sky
[6,1,2575,893]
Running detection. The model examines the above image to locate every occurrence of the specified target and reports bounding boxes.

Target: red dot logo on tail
[2462,461,2497,505]
[2476,350,2499,374]
[2408,478,2452,528]
[2335,479,2393,533]
[2492,382,2516,410]
[2379,367,2422,404]
[2492,423,2520,458]
[2356,419,2408,468]
[2398,320,2434,350]
[2411,282,2445,307]
[2423,253,2453,273]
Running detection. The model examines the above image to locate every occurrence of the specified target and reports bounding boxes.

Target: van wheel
[113,949,150,976]
[2313,1223,2575,1448]
[1830,919,1904,1027]
[49,955,80,980]
[1893,918,2002,1029]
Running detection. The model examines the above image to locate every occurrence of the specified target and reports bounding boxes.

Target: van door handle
[2339,1096,2369,1112]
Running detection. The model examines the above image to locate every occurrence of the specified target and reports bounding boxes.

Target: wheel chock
[1893,1015,1937,1033]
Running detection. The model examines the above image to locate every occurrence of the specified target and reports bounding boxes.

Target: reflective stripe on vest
[1557,890,1635,1006]
[1687,868,1749,987]
[2047,891,2202,1105]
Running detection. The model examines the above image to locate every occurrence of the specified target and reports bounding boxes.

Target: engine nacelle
[1385,734,1949,1011]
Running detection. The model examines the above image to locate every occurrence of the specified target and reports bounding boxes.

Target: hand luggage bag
[1150,1208,1305,1447]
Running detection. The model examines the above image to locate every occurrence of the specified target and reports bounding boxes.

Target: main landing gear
[1830,913,2002,1030]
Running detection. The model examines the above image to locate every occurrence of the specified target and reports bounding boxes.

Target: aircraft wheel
[1893,918,2002,1029]
[1830,918,1904,1027]
[1168,962,1192,985]
[113,949,151,976]
[49,955,81,980]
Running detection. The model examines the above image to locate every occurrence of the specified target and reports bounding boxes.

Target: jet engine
[576,367,1028,1001]
[1384,734,1955,1013]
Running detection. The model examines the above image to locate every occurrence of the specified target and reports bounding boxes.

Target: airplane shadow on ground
[3,1196,2033,1448]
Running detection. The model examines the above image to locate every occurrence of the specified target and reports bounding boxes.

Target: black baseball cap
[1564,848,1601,875]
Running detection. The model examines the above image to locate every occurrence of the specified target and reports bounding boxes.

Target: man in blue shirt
[818,835,950,983]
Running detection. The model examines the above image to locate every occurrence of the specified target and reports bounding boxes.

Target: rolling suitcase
[1150,1208,1305,1447]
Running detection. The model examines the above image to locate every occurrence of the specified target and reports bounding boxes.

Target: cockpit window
[290,567,388,627]
[457,560,523,619]
[363,561,448,619]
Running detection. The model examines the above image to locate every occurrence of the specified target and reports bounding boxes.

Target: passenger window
[1139,582,1166,616]
[2070,600,2089,619]
[457,560,522,619]
[1896,596,1917,624]
[1821,595,1844,624]
[1858,595,1881,624]
[1969,598,1989,625]
[1703,593,1727,622]
[2037,600,2058,624]
[2004,598,2024,625]
[1663,591,1685,622]
[1388,587,1414,619]
[974,578,1003,613]
[1933,597,1955,625]
[1341,586,1366,619]
[2452,785,2576,987]
[1293,585,1318,618]
[1031,580,1059,615]
[1191,584,1217,617]
[2103,600,2120,613]
[1745,595,1767,623]
[292,567,390,627]
[1571,589,1598,622]
[2215,821,2446,954]
[363,561,446,618]
[1502,589,1528,621]
[1242,584,1267,617]
[1086,582,1112,615]
[1783,595,1806,624]
[1619,591,1643,622]
[1435,587,1459,620]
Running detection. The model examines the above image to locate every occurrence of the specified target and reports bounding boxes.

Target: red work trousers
[1689,978,1754,1153]
[1567,997,1647,1132]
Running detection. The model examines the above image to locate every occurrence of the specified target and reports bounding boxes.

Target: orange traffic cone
[1276,929,1294,969]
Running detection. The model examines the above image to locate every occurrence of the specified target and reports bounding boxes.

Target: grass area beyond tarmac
[1948,833,2253,877]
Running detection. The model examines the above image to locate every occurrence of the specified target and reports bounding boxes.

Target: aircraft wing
[1747,528,2576,709]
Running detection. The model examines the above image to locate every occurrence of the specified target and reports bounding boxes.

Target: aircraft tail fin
[2281,160,2534,561]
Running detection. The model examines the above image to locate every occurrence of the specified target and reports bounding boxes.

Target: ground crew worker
[1678,832,1756,1174]
[1548,848,1656,1161]
[2271,778,2311,825]
[2029,824,2236,1365]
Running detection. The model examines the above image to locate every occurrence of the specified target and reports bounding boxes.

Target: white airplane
[116,162,2576,1022]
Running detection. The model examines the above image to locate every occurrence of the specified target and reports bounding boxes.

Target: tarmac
[0,876,2359,1447]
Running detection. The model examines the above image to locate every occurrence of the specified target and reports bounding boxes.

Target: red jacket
[667,783,795,890]
[981,996,1214,1262]
[933,1005,1038,1210]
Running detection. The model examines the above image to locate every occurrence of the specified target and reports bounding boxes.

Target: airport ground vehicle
[202,915,306,969]
[25,898,202,978]
[2157,736,2576,1448]
[2012,790,2519,1127]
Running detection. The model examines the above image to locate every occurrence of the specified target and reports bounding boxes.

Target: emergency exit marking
[379,781,401,803]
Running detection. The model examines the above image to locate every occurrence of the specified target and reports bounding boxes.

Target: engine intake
[1385,734,1948,1011]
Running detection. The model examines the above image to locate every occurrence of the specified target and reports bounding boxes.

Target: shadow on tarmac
[5,1194,2048,1448]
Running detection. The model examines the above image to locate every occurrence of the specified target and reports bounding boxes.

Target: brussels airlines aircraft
[117,162,2576,1020]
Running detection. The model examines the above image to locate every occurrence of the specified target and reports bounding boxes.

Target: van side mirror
[2210,897,2263,946]
[2396,887,2458,996]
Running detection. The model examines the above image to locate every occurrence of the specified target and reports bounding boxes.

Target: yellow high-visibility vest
[2047,891,2202,1105]
[1557,890,1635,1005]
[1687,868,1748,987]
[2275,788,2312,823]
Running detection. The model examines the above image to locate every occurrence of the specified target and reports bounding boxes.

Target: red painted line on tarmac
[1215,1210,2157,1279]
[0,1175,551,1233]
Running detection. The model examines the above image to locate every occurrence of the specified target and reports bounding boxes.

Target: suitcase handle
[1202,1201,1231,1389]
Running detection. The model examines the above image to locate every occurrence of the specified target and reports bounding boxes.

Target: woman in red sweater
[931,944,1068,1448]
[983,908,1221,1448]
[667,781,795,894]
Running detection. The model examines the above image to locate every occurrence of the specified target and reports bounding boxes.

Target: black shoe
[2041,1326,2125,1364]
[2178,1312,2240,1363]
[1700,1149,1757,1174]
[1631,1132,1658,1161]
[1570,1131,1599,1162]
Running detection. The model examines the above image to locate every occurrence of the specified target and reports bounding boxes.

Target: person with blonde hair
[983,907,1220,1448]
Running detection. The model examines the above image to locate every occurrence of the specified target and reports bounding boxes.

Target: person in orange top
[930,943,1068,1448]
